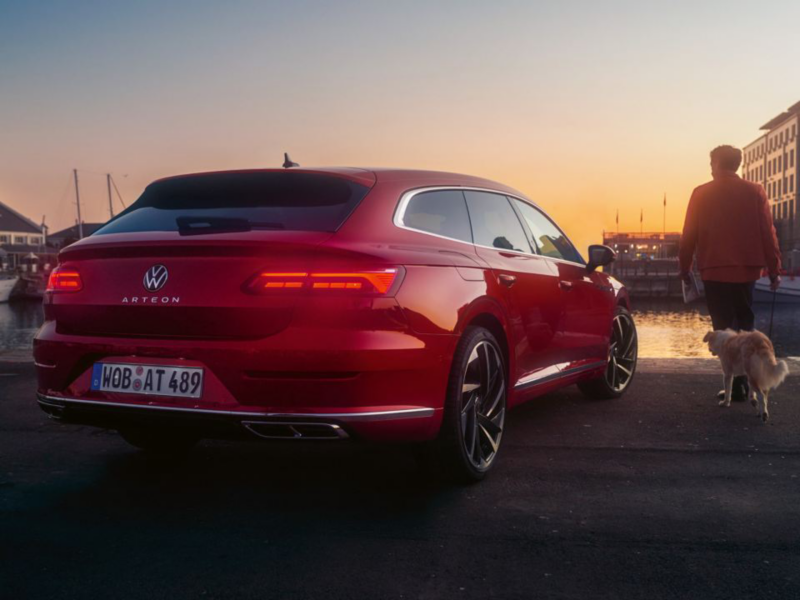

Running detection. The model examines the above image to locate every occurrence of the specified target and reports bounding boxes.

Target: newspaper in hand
[682,271,700,304]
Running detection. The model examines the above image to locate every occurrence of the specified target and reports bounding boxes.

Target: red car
[35,168,637,481]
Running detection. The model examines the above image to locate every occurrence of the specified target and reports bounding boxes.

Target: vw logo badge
[143,264,169,292]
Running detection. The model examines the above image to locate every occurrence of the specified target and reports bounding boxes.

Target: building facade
[742,101,800,270]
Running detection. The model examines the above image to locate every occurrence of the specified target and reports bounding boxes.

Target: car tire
[118,426,200,454]
[421,326,507,483]
[578,305,638,400]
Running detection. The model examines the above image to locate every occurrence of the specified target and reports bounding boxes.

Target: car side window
[464,191,531,253]
[402,190,473,242]
[512,199,583,263]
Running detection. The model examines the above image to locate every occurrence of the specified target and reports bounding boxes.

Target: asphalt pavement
[2,360,799,600]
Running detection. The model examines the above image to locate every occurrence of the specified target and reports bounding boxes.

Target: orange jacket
[679,172,781,282]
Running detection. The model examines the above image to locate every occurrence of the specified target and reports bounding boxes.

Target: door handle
[559,280,574,291]
[498,274,517,288]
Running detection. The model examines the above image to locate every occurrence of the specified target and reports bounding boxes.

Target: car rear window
[94,172,371,235]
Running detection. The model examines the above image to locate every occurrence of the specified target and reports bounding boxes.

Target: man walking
[679,145,782,401]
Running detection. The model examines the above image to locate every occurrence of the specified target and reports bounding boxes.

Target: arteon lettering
[121,297,181,304]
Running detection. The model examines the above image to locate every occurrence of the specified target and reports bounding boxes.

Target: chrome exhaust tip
[242,421,349,440]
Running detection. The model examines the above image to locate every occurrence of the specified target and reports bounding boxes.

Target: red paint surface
[34,168,626,441]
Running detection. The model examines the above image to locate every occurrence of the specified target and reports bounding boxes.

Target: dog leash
[768,286,777,339]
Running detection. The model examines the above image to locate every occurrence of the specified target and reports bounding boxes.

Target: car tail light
[46,267,83,292]
[310,271,398,293]
[253,273,308,290]
[245,268,402,296]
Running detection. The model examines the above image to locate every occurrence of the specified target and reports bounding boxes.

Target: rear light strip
[258,273,308,290]
[46,267,83,293]
[247,269,401,295]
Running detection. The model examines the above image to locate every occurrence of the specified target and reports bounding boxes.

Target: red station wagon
[35,167,637,481]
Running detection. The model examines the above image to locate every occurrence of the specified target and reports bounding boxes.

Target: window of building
[768,161,772,176]
[14,236,26,245]
[401,190,473,243]
[29,236,42,245]
[464,191,531,253]
[778,156,782,171]
[791,149,795,168]
[512,199,583,263]
[783,202,788,219]
[0,235,9,244]
[791,174,795,193]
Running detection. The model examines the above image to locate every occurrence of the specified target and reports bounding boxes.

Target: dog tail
[756,348,790,391]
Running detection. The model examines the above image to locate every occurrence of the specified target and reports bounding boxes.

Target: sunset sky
[2,0,799,253]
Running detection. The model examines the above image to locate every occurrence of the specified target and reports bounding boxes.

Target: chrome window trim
[393,186,586,268]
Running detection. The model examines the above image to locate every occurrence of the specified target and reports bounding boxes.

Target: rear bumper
[34,320,456,442]
[37,393,441,442]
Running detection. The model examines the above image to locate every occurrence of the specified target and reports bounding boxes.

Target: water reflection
[632,300,800,359]
[0,299,798,361]
[0,301,44,358]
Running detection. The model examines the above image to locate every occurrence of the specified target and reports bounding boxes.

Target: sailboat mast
[106,173,114,218]
[73,169,84,239]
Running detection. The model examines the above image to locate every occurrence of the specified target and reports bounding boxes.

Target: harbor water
[1,299,799,362]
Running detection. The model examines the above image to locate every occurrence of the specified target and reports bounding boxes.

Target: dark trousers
[702,281,756,332]
[703,280,756,396]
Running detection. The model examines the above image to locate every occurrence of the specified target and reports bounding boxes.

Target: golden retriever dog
[703,330,789,422]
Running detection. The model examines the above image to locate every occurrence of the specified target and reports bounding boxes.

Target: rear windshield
[94,172,370,235]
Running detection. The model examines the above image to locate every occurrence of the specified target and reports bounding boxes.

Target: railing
[608,259,681,278]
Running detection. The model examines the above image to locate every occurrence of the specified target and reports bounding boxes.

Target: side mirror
[586,244,616,273]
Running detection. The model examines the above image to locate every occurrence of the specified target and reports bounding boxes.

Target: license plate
[90,363,204,399]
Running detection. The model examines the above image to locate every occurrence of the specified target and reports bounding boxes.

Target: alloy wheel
[460,340,505,470]
[605,312,637,393]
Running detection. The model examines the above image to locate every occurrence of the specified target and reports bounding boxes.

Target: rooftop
[48,223,106,240]
[150,167,524,198]
[760,100,800,131]
[0,201,43,235]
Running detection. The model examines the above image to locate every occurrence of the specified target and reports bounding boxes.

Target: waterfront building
[48,223,105,250]
[602,231,680,260]
[601,231,682,297]
[0,201,51,271]
[742,101,800,270]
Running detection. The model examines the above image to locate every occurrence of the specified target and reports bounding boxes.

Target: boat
[0,275,19,303]
[754,275,800,304]
[11,272,46,300]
